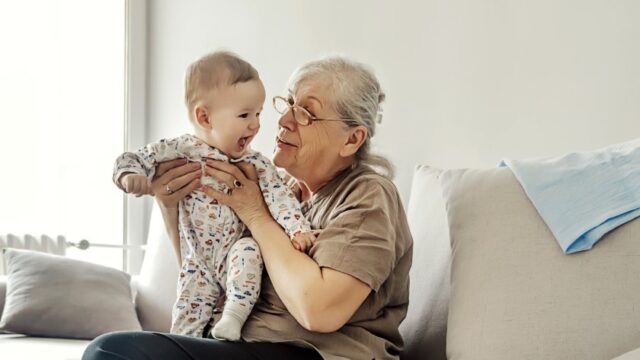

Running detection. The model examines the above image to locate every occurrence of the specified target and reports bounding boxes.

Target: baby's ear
[194,106,212,129]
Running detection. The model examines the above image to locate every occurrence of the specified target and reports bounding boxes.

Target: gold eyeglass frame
[272,95,359,126]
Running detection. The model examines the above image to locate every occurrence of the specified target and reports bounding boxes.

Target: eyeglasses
[272,96,357,126]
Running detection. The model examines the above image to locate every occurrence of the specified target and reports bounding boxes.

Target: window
[0,1,128,270]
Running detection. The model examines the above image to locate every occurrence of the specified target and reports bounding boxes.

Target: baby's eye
[256,112,261,117]
[238,113,249,119]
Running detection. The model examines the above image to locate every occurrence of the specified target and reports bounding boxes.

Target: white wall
[144,0,640,205]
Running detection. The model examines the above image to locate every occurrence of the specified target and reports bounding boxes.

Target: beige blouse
[241,165,414,360]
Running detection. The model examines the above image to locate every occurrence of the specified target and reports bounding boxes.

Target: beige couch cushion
[614,347,640,360]
[400,165,450,360]
[442,167,640,360]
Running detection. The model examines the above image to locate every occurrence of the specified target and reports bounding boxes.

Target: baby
[112,51,313,340]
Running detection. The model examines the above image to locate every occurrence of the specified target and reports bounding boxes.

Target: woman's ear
[339,125,368,157]
[194,105,212,130]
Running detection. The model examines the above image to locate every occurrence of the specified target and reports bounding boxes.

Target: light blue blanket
[500,138,640,254]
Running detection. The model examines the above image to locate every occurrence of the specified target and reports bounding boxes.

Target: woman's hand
[291,232,317,253]
[201,159,271,228]
[151,159,202,208]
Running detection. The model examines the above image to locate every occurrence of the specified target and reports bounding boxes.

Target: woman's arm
[250,218,371,332]
[202,161,371,332]
[150,159,202,266]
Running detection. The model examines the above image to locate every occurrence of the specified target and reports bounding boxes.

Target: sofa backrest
[442,167,640,360]
[135,203,179,332]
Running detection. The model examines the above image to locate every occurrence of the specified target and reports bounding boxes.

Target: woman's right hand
[151,159,202,208]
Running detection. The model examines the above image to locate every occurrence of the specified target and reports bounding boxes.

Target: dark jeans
[82,331,323,360]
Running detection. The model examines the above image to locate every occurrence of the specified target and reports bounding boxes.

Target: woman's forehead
[288,82,331,106]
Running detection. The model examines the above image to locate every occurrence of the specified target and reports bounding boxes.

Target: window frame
[123,0,149,274]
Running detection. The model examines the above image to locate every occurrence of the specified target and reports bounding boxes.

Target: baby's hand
[121,174,152,197]
[292,231,317,253]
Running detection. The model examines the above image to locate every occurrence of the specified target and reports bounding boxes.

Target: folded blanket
[500,138,640,254]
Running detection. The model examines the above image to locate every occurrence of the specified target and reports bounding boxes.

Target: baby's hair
[184,50,260,119]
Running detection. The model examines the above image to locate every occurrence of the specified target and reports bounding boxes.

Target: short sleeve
[310,178,399,292]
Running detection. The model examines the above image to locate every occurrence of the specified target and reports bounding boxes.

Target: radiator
[1,234,67,255]
[0,234,68,275]
[0,234,145,275]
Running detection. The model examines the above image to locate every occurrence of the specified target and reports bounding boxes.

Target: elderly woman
[83,57,413,360]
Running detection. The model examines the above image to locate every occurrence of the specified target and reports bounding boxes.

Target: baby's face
[200,79,265,158]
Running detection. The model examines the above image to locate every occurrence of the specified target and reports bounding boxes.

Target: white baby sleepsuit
[113,134,311,337]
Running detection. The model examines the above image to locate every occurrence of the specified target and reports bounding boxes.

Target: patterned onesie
[112,134,311,337]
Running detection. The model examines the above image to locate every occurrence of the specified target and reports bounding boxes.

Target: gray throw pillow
[0,248,141,339]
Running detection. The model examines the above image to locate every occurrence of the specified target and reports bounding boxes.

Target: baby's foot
[211,312,244,341]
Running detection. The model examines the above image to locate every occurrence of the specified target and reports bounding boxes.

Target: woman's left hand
[201,159,271,228]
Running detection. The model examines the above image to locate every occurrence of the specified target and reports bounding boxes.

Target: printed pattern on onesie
[112,133,311,336]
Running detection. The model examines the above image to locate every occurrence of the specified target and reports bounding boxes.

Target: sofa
[400,166,640,360]
[2,165,640,359]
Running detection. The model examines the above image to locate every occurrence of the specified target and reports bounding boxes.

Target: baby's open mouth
[238,135,252,149]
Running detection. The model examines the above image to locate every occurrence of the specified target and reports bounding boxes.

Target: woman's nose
[277,108,297,132]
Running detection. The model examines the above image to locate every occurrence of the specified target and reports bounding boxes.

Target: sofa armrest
[0,275,6,319]
[0,275,6,333]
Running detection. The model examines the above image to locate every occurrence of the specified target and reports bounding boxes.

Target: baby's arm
[250,154,315,252]
[120,174,152,196]
[113,137,183,196]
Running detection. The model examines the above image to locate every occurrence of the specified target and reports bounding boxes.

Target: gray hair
[288,57,394,179]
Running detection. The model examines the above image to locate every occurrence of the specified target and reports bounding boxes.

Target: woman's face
[273,82,350,180]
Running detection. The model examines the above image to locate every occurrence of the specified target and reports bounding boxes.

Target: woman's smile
[276,135,298,149]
